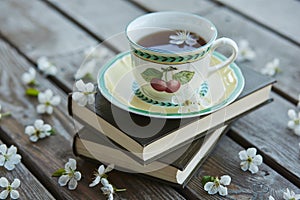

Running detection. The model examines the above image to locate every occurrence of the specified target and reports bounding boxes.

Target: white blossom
[204,175,231,196]
[261,58,280,76]
[25,119,52,142]
[58,158,81,190]
[72,80,95,106]
[237,39,256,62]
[37,56,58,75]
[37,89,61,114]
[287,109,300,136]
[89,164,114,187]
[0,144,21,171]
[239,147,263,174]
[169,30,198,46]
[283,188,300,200]
[21,67,37,85]
[172,87,209,113]
[269,196,275,200]
[101,178,114,200]
[0,177,20,199]
[74,60,97,80]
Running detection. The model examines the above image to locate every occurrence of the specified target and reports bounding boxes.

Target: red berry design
[166,80,181,93]
[150,78,167,92]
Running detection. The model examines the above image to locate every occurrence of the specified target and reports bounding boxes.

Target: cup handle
[208,37,238,73]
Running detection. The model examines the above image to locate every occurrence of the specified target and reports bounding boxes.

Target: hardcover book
[74,125,230,186]
[68,66,275,163]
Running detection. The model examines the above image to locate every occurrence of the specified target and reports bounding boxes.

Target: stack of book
[68,65,275,187]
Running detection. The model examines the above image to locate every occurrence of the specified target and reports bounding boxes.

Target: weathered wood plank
[129,0,215,14]
[0,0,96,59]
[204,8,300,103]
[46,0,145,52]
[0,38,187,199]
[0,140,55,200]
[215,0,300,45]
[183,136,300,199]
[230,93,300,186]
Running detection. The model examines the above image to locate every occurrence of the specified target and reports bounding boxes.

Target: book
[68,66,275,163]
[74,124,230,186]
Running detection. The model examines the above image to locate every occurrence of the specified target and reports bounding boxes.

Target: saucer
[97,51,244,118]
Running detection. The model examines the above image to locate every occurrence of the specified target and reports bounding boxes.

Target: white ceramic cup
[126,11,238,102]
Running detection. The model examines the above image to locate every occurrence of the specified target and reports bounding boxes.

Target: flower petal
[87,94,95,105]
[0,177,9,187]
[75,80,86,91]
[42,124,52,132]
[25,126,35,135]
[294,125,300,136]
[74,171,81,181]
[220,175,231,186]
[85,83,95,93]
[7,146,17,155]
[29,135,39,142]
[58,175,70,186]
[11,179,20,189]
[72,92,87,106]
[34,119,44,130]
[239,150,248,160]
[204,182,215,194]
[0,156,5,166]
[46,106,53,114]
[249,163,259,174]
[252,155,263,166]
[98,165,105,175]
[44,89,53,98]
[37,104,46,114]
[240,161,249,171]
[89,176,101,187]
[218,185,228,196]
[101,178,109,186]
[246,148,257,157]
[10,154,21,165]
[50,96,61,106]
[4,161,16,171]
[288,121,295,129]
[0,190,9,199]
[68,178,78,190]
[288,109,297,119]
[10,190,19,199]
[105,164,114,173]
[0,144,7,154]
[68,158,77,170]
[38,93,47,104]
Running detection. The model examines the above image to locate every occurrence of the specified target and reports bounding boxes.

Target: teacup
[126,11,238,102]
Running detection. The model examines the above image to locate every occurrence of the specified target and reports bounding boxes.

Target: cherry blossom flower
[57,158,81,190]
[37,89,61,114]
[269,196,275,200]
[239,147,263,174]
[37,56,57,75]
[25,119,53,142]
[172,87,210,113]
[283,188,300,200]
[72,80,96,106]
[261,58,281,76]
[203,175,231,196]
[236,39,256,62]
[169,30,198,46]
[89,164,114,187]
[101,178,114,200]
[21,67,37,85]
[0,144,21,171]
[0,105,10,120]
[0,177,20,199]
[287,109,300,136]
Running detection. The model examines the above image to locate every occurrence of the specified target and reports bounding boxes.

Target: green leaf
[25,88,40,97]
[141,68,163,82]
[173,71,195,85]
[52,168,66,177]
[49,129,55,135]
[201,176,215,187]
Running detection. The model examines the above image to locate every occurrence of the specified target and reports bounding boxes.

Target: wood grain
[0,140,55,200]
[183,136,300,199]
[0,38,186,199]
[129,0,215,14]
[230,93,300,185]
[204,8,300,103]
[215,0,300,45]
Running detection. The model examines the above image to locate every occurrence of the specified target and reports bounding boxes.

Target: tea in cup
[126,11,238,103]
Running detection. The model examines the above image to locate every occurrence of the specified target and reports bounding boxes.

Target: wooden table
[0,0,299,199]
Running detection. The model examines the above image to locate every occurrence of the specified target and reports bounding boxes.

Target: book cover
[73,124,231,186]
[68,66,275,162]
